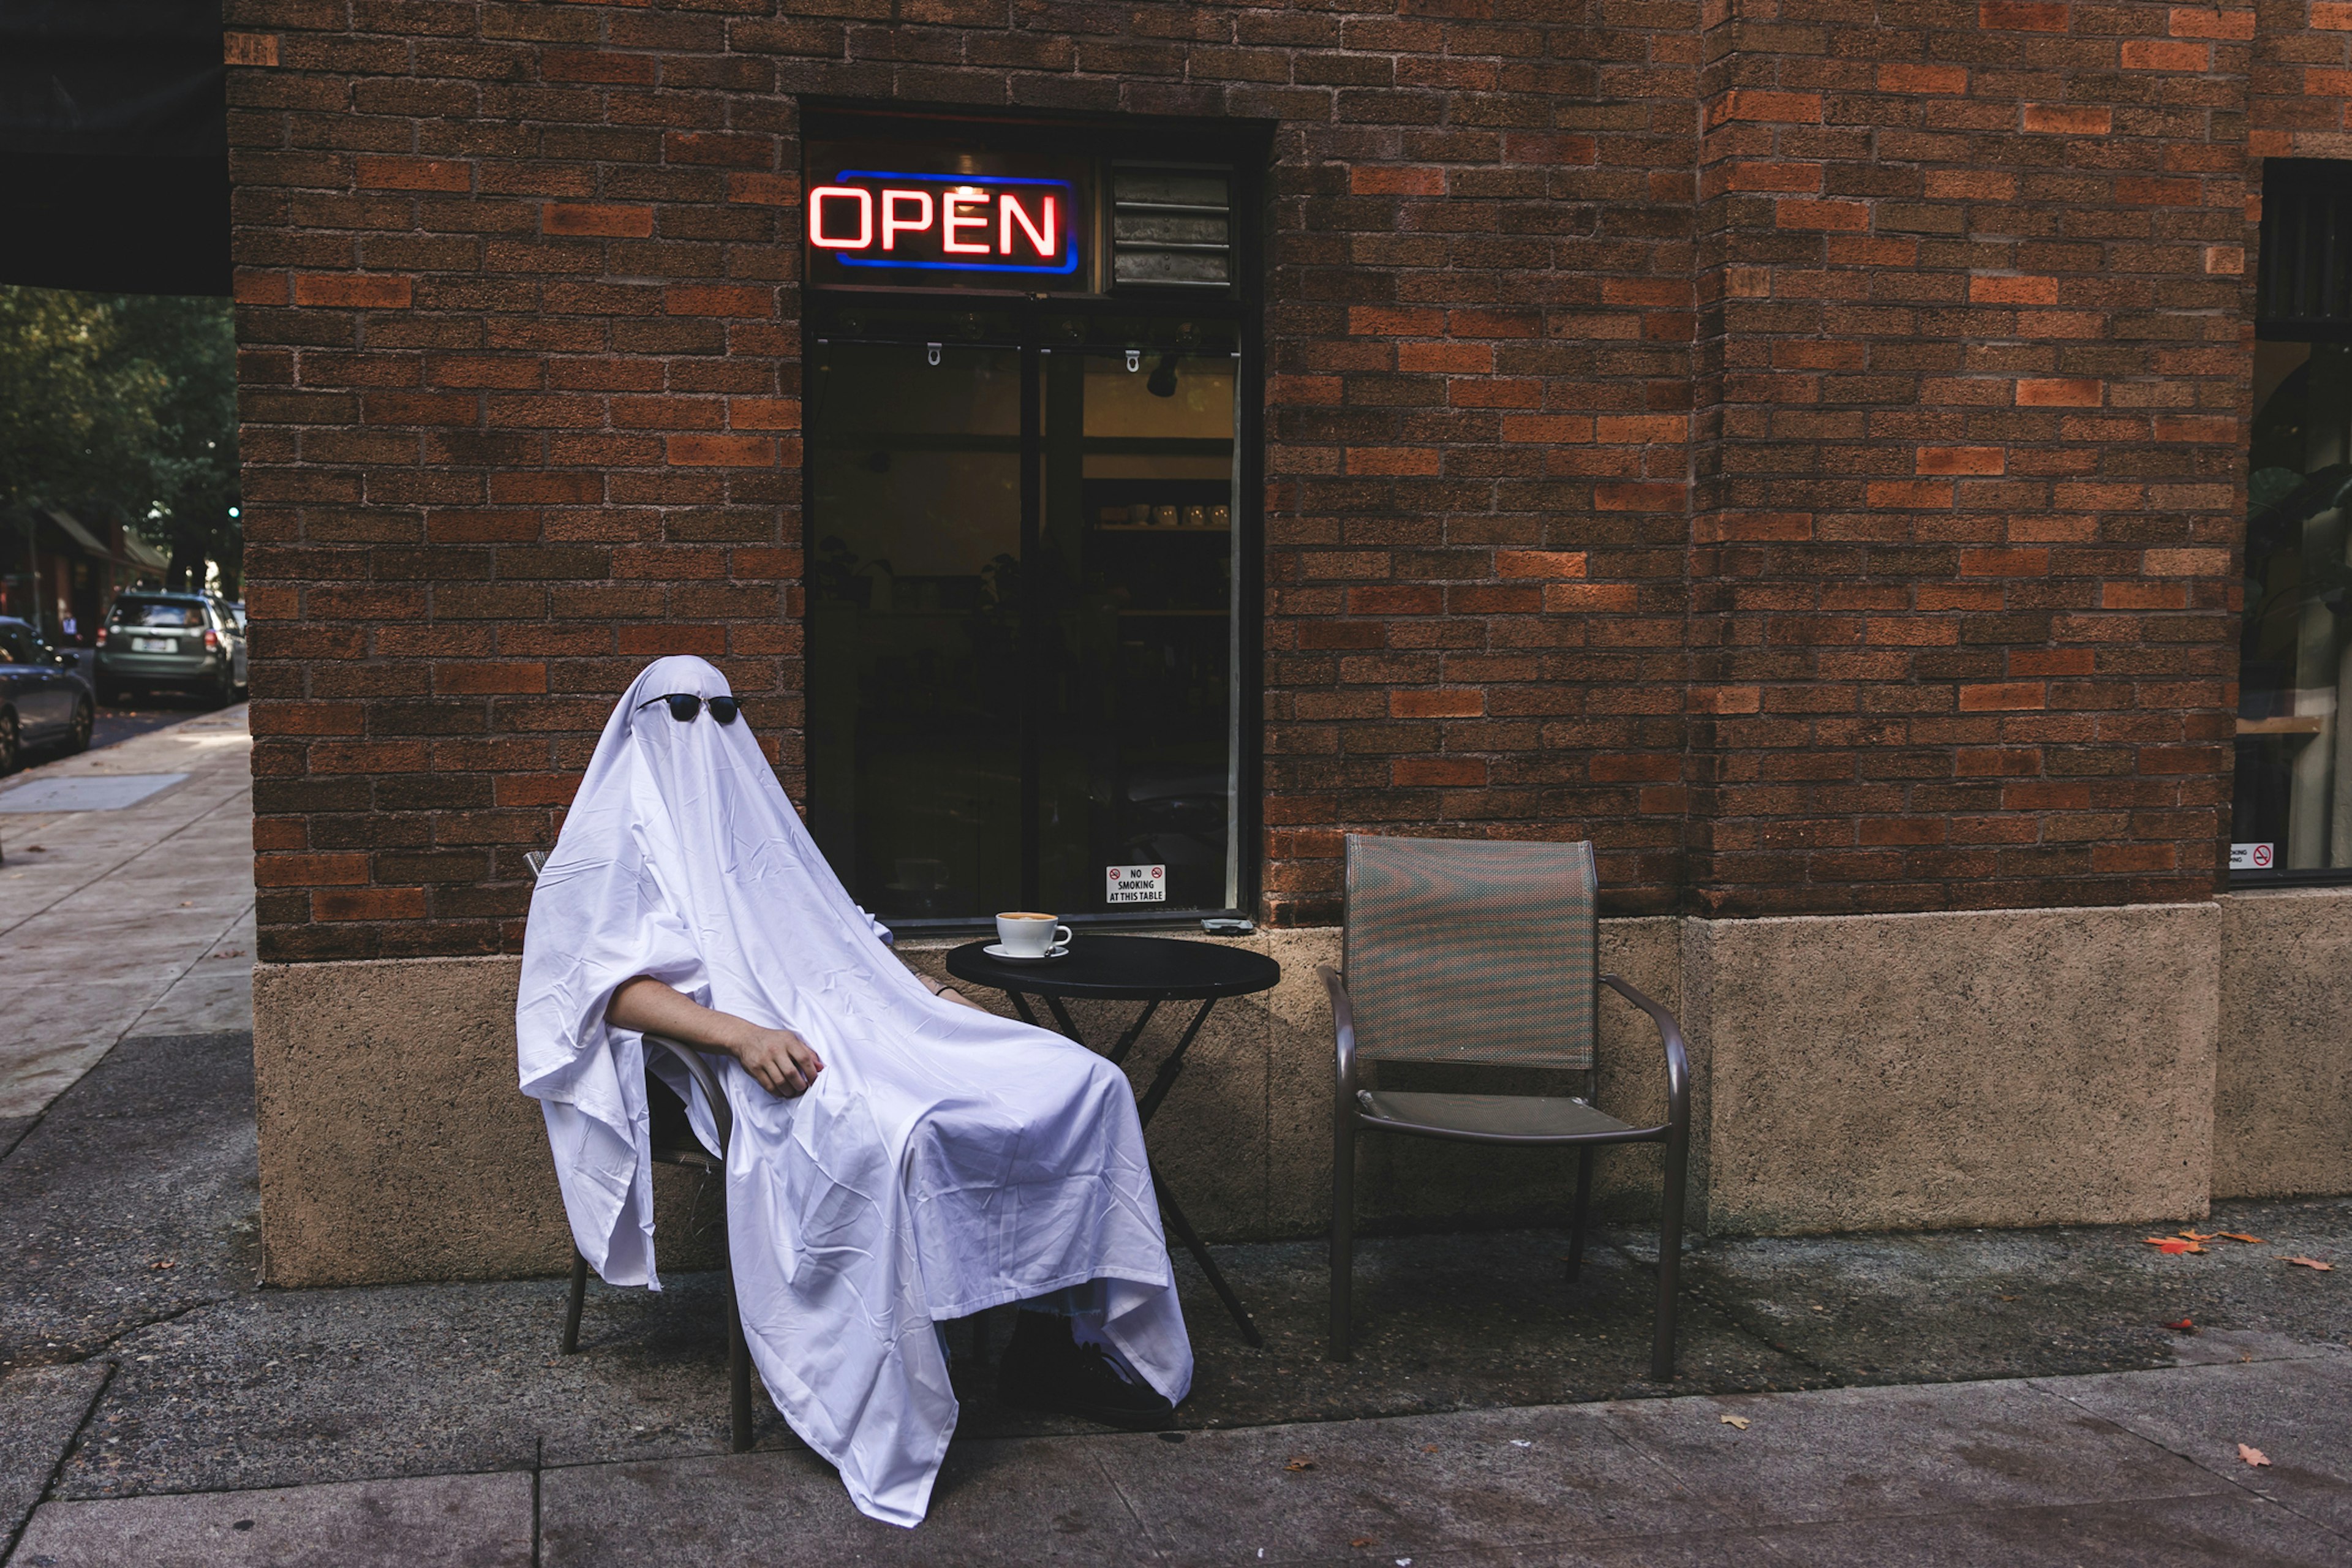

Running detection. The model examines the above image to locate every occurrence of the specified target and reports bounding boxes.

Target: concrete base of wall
[2214,884,2352,1200]
[249,894,2352,1284]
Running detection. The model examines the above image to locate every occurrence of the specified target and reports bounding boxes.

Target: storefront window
[2238,160,2352,881]
[802,119,1252,927]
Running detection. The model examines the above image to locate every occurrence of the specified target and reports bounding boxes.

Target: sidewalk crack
[1,1358,115,1567]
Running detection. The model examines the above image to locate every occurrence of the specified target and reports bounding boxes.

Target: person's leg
[998,1280,1174,1428]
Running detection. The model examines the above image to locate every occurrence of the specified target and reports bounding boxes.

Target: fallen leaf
[2165,1317,2196,1333]
[2240,1443,2272,1467]
[2218,1232,2265,1245]
[1284,1458,1316,1472]
[1351,1540,1375,1550]
[2144,1238,2203,1255]
[2177,1231,2216,1242]
[2279,1256,2334,1272]
[1420,1444,1438,1453]
[1720,1414,1751,1430]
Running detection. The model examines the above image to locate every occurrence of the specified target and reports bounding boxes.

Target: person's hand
[733,1025,823,1097]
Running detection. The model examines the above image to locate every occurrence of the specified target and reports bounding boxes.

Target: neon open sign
[807,170,1080,277]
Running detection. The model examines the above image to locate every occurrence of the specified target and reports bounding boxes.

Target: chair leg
[1564,1146,1596,1283]
[560,1250,588,1354]
[1650,1128,1690,1384]
[1328,1115,1355,1361]
[725,1270,753,1453]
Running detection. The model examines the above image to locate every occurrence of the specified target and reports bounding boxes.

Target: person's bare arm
[907,963,983,1011]
[606,978,823,1097]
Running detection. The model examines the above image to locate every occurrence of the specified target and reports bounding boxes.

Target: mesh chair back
[1343,835,1597,1069]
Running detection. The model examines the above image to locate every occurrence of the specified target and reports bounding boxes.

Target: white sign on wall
[1106,864,1166,904]
[2231,843,2275,871]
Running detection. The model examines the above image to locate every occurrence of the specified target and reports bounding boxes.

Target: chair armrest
[1600,973,1689,1139]
[1317,963,1358,1101]
[646,1034,734,1161]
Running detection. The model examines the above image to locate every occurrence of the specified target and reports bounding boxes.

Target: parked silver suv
[94,593,247,707]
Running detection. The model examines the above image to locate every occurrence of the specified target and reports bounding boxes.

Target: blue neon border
[819,169,1080,277]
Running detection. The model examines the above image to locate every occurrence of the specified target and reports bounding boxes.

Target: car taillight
[203,629,220,650]
[94,627,107,647]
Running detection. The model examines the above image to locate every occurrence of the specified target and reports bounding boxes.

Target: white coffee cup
[996,912,1071,957]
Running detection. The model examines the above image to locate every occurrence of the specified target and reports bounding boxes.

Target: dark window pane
[807,342,1024,921]
[2236,337,2352,876]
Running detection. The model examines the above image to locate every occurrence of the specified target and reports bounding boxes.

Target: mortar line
[1,1359,116,1567]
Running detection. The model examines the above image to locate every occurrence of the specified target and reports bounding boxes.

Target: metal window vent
[1112,164,1233,292]
[2260,159,2352,342]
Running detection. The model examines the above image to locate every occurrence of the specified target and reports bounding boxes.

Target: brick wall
[228,0,2291,957]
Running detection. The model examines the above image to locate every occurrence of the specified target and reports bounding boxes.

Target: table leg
[1044,993,1082,1041]
[1134,998,1215,1128]
[1152,1157,1262,1348]
[1008,991,1043,1030]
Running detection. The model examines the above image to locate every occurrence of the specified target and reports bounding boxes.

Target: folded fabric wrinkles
[515,655,1192,1525]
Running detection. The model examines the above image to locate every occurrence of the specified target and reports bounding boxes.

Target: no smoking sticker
[2231,843,2274,871]
[1106,864,1166,904]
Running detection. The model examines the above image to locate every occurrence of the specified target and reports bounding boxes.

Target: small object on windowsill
[2236,715,2326,736]
[1202,917,1254,936]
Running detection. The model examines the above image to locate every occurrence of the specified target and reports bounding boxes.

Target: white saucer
[984,943,1070,963]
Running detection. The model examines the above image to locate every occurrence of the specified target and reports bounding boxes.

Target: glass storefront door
[806,309,1243,925]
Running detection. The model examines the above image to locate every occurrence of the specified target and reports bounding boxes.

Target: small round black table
[946,934,1280,1346]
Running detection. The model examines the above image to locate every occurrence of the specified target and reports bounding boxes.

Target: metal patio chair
[526,850,753,1452]
[1321,835,1691,1381]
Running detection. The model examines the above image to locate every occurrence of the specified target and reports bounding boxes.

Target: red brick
[1916,447,2004,475]
[543,203,655,238]
[1981,0,2069,28]
[1959,683,2046,712]
[1390,690,1484,718]
[354,156,470,191]
[665,435,774,467]
[2022,105,2111,135]
[2017,379,2102,407]
[292,274,412,309]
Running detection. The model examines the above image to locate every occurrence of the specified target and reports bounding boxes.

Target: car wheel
[0,711,18,775]
[63,698,92,755]
[211,669,235,710]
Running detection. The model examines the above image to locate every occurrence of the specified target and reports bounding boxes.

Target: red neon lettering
[942,190,990,254]
[807,186,872,249]
[881,189,932,251]
[1000,193,1057,258]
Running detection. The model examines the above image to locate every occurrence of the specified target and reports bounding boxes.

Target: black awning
[0,0,228,296]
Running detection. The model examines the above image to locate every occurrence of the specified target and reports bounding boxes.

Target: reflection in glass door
[807,341,1024,918]
[807,318,1242,925]
[1036,349,1237,915]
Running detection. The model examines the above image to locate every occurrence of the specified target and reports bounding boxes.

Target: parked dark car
[0,616,95,772]
[93,592,247,707]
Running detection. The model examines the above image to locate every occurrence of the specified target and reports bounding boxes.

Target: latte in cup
[996,912,1072,957]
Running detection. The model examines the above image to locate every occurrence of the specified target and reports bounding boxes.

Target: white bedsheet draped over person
[515,655,1191,1526]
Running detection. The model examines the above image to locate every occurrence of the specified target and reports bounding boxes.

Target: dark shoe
[996,1310,1175,1431]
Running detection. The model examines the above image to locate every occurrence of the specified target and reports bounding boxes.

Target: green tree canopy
[0,287,239,595]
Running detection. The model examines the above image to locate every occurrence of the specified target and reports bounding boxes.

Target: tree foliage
[0,287,239,594]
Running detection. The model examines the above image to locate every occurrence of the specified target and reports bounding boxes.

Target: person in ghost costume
[516,655,1192,1526]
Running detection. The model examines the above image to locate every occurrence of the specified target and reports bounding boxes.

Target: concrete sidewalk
[11,1351,2348,1566]
[0,703,252,1131]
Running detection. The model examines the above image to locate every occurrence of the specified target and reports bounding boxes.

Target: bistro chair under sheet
[526,849,755,1452]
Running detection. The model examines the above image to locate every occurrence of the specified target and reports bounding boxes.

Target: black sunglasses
[639,693,740,725]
